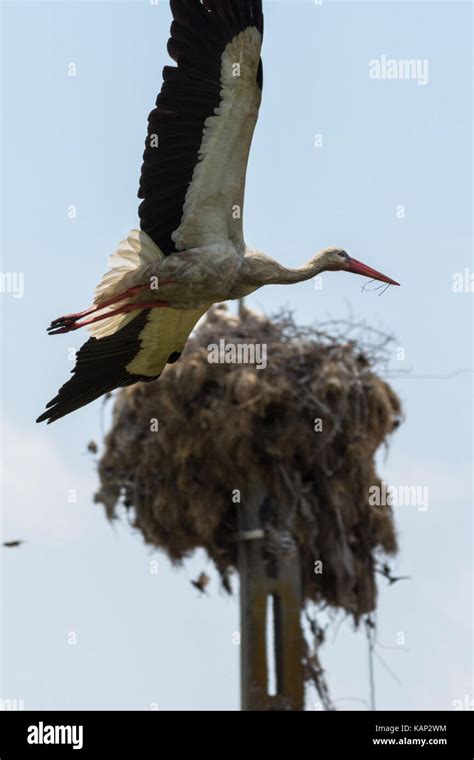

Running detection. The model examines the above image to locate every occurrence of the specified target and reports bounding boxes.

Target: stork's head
[316,248,400,286]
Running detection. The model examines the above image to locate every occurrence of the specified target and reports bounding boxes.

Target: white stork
[37,0,399,424]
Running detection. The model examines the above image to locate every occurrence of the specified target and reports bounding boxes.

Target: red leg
[48,301,170,335]
[48,280,175,331]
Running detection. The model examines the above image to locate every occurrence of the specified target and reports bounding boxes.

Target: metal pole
[238,482,304,711]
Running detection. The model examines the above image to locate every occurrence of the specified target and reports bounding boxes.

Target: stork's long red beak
[348,258,400,286]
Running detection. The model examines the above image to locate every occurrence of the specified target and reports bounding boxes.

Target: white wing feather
[171,28,262,254]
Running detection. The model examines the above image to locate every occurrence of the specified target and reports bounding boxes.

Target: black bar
[0,710,472,756]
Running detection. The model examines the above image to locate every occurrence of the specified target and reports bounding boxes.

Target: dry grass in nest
[95,304,402,620]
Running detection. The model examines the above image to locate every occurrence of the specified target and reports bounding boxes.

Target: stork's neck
[242,249,330,286]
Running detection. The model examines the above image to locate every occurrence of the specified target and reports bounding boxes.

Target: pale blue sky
[1,0,472,710]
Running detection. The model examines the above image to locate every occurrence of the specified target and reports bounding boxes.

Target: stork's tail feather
[86,229,165,340]
[94,229,164,304]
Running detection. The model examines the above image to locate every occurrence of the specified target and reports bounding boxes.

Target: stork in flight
[37,0,399,425]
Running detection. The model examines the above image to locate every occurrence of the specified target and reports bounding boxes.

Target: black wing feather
[138,0,264,255]
[37,311,157,424]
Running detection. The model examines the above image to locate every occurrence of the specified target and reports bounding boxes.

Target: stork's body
[37,0,398,424]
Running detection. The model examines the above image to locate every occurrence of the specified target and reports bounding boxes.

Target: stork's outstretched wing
[139,0,264,254]
[36,306,210,424]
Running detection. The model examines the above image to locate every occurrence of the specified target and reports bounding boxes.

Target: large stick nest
[95,305,401,619]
